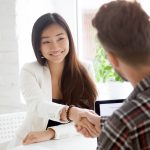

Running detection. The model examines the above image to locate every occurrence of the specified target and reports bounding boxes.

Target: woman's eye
[58,37,64,41]
[42,41,50,44]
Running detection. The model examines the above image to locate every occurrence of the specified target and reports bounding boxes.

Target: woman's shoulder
[20,61,47,75]
[22,61,41,68]
[21,61,45,71]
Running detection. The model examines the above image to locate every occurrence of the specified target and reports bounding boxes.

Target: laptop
[95,99,124,116]
[95,82,132,116]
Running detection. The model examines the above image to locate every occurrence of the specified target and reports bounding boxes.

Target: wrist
[60,105,80,123]
[66,105,75,122]
[46,128,55,139]
[69,106,80,122]
[60,106,69,122]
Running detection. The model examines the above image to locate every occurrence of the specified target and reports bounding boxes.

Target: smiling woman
[0,1,98,149]
[8,13,98,148]
[40,24,69,64]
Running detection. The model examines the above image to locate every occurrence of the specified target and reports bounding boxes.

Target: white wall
[0,0,22,113]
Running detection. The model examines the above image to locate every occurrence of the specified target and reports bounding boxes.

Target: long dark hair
[32,13,97,109]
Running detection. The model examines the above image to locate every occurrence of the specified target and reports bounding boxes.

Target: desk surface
[11,135,97,150]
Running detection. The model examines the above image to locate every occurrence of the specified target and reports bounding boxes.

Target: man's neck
[125,65,150,87]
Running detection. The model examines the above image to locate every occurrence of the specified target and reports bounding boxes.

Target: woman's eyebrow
[41,33,65,39]
[56,33,64,36]
[41,36,50,39]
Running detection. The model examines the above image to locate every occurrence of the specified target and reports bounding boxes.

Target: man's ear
[106,51,119,68]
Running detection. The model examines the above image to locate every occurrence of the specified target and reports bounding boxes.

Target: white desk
[11,135,97,150]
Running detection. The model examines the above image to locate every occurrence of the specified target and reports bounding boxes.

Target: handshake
[64,106,101,138]
[22,106,101,145]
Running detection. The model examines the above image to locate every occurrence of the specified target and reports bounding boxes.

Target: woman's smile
[49,50,64,57]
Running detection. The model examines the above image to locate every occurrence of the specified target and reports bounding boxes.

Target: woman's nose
[50,41,59,50]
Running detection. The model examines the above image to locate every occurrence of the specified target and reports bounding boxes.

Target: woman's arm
[22,106,100,145]
[60,106,101,137]
[20,63,100,144]
[22,129,55,145]
[20,63,65,122]
[23,119,99,145]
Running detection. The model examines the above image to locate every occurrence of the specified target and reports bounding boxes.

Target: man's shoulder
[98,89,150,149]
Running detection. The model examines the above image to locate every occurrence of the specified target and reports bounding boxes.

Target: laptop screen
[95,99,124,116]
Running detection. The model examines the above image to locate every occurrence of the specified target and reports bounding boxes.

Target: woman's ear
[106,51,119,69]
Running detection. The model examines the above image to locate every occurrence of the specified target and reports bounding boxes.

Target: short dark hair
[92,0,150,66]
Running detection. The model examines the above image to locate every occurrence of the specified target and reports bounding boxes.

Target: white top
[8,61,95,148]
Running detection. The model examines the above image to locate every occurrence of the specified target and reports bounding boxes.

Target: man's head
[92,0,150,82]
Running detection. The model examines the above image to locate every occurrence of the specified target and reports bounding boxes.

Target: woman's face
[40,24,69,64]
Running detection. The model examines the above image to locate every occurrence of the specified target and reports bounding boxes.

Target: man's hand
[22,128,55,145]
[75,117,100,138]
[69,107,101,137]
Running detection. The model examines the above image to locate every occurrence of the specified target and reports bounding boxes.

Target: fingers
[85,112,101,133]
[22,130,55,145]
[75,124,91,137]
[75,124,82,132]
[83,119,99,137]
[94,123,101,134]
[79,128,91,138]
[78,110,101,133]
[23,133,37,145]
[89,110,97,114]
[75,118,100,138]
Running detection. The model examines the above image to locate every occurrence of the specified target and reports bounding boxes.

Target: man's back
[97,76,150,150]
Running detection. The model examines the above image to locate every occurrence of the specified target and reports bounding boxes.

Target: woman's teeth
[50,51,63,56]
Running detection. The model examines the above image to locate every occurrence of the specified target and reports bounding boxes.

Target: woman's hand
[22,128,55,145]
[60,106,101,137]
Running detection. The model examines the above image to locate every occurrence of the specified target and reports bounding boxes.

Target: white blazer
[10,61,95,147]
